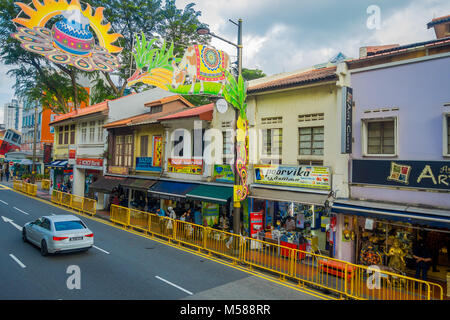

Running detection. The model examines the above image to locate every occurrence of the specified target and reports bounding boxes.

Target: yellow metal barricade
[83,198,97,216]
[203,227,242,261]
[13,181,37,196]
[71,194,84,212]
[346,263,443,300]
[173,220,204,250]
[129,209,150,232]
[61,192,72,208]
[110,204,130,227]
[51,189,61,204]
[41,179,50,191]
[242,236,293,278]
[149,214,175,240]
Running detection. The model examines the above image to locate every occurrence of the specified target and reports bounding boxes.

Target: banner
[254,164,331,190]
[167,158,203,175]
[152,136,163,167]
[136,157,161,172]
[202,202,219,227]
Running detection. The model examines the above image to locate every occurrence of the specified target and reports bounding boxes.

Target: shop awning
[186,185,233,204]
[249,185,330,206]
[149,181,198,200]
[331,199,450,228]
[120,178,157,191]
[46,160,69,168]
[90,176,127,193]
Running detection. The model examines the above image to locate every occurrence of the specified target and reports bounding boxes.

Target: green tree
[242,68,266,81]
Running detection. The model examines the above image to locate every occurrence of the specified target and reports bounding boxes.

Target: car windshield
[54,220,86,231]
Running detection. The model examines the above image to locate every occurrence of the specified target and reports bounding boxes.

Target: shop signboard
[108,166,128,175]
[136,157,161,172]
[76,158,103,167]
[202,202,219,227]
[213,164,234,183]
[254,164,331,190]
[168,158,203,175]
[352,160,450,191]
[341,86,353,154]
[250,211,264,238]
[68,145,76,165]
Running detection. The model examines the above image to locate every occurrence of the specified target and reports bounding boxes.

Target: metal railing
[108,204,444,300]
[13,180,37,196]
[41,179,51,190]
[51,189,97,216]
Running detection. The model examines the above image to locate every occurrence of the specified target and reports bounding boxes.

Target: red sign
[69,149,76,159]
[9,161,14,166]
[76,158,103,167]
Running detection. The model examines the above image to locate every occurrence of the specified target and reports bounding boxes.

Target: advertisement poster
[168,158,203,175]
[254,165,331,190]
[213,164,234,183]
[202,202,219,227]
[152,136,162,167]
[250,211,264,238]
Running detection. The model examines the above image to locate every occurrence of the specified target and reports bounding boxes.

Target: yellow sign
[167,158,203,175]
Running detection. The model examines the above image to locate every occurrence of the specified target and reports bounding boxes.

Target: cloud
[0,63,16,123]
[176,0,450,75]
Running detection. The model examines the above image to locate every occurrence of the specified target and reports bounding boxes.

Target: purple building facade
[332,49,450,276]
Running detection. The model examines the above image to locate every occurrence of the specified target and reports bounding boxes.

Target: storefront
[332,200,450,282]
[249,164,333,256]
[73,158,104,198]
[89,175,127,210]
[46,160,72,192]
[148,180,233,228]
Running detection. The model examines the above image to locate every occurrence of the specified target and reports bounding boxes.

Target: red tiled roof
[247,67,338,94]
[158,103,214,121]
[50,101,109,125]
[145,95,194,108]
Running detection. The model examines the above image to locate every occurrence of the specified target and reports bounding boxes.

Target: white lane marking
[0,200,8,205]
[9,254,26,268]
[93,245,110,255]
[13,207,29,215]
[1,216,22,231]
[155,276,193,295]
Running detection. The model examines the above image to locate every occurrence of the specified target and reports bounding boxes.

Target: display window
[351,215,450,282]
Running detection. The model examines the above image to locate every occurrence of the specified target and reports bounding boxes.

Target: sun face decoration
[11,0,123,72]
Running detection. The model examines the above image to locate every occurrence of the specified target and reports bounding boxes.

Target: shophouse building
[331,18,450,283]
[241,62,352,258]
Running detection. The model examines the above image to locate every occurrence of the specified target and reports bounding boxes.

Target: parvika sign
[11,0,123,72]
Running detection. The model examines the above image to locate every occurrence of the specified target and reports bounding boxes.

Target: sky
[1,0,450,123]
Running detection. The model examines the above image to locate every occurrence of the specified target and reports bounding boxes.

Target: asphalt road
[0,184,330,301]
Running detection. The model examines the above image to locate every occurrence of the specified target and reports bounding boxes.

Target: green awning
[185,185,233,205]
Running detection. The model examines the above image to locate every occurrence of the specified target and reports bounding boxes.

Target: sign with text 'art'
[352,160,450,191]
[254,165,332,190]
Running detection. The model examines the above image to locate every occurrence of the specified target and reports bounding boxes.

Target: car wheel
[22,228,28,243]
[40,240,48,256]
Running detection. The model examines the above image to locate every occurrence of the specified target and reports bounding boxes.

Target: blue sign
[136,157,161,172]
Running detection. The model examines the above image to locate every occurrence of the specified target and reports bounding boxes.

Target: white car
[22,215,94,256]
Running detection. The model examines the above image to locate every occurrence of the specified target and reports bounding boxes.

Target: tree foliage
[242,68,266,81]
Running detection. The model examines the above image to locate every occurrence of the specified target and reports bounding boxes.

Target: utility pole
[31,103,38,184]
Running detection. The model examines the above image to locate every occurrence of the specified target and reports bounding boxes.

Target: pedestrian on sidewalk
[5,167,10,182]
[0,167,3,181]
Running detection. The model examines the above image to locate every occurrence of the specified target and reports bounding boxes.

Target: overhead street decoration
[127,34,249,201]
[11,0,123,72]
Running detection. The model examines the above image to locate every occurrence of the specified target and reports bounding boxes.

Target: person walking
[0,166,3,181]
[5,167,10,182]
[413,237,432,282]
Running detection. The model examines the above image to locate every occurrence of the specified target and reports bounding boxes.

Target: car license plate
[70,237,83,241]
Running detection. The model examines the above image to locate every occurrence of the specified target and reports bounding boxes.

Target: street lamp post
[197,19,244,236]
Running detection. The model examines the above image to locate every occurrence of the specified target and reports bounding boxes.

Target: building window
[70,124,75,144]
[448,115,450,154]
[97,120,104,142]
[261,128,282,161]
[298,113,324,122]
[114,134,133,167]
[58,127,63,145]
[298,160,324,166]
[89,121,96,142]
[299,126,324,155]
[140,135,148,157]
[150,105,163,114]
[366,120,395,155]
